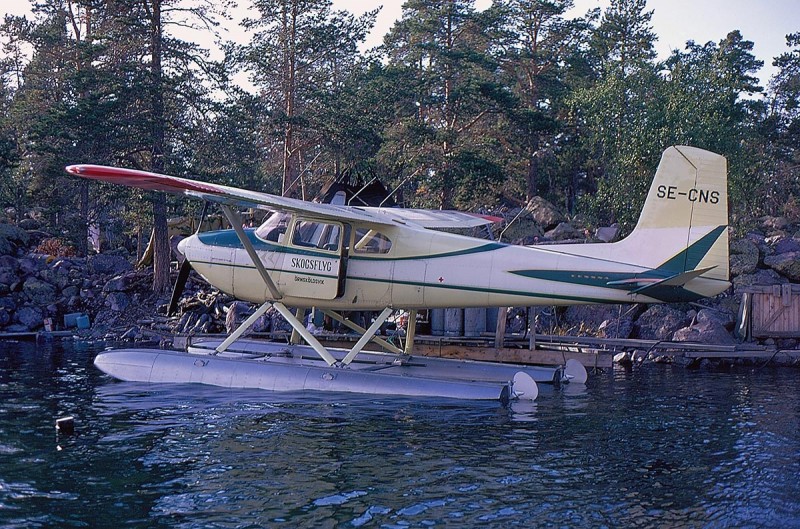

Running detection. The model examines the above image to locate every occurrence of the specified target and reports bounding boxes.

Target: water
[1,340,799,528]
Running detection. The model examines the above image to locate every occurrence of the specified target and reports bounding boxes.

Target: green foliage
[0,0,792,245]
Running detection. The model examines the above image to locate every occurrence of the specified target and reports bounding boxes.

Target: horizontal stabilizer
[628,266,716,295]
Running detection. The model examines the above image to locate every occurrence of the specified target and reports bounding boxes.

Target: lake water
[1,340,798,528]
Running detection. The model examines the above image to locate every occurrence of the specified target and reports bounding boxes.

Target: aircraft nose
[176,234,197,258]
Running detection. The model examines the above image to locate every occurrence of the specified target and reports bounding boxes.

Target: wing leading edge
[65,165,499,229]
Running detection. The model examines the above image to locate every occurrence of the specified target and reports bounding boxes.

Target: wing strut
[219,204,283,301]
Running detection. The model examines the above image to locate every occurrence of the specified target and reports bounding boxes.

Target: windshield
[254,212,291,243]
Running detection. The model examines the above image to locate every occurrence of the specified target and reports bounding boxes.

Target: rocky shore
[1,209,799,367]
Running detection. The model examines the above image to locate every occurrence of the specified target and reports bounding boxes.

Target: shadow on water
[1,340,799,528]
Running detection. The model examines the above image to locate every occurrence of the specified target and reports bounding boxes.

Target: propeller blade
[168,259,193,316]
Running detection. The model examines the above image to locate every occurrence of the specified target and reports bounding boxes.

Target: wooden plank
[683,349,800,360]
[412,343,612,369]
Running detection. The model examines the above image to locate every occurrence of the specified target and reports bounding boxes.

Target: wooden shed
[739,284,800,339]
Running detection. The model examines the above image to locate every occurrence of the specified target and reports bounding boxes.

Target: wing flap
[368,208,502,229]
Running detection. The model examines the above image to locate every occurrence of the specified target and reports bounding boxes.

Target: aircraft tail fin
[612,146,729,295]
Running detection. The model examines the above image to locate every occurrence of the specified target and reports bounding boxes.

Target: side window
[353,228,392,254]
[292,219,341,251]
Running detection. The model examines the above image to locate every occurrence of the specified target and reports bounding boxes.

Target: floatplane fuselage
[66,145,730,402]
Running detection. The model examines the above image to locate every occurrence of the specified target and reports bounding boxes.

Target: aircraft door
[281,218,343,300]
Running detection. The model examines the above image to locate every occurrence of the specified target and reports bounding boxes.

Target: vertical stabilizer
[616,146,729,282]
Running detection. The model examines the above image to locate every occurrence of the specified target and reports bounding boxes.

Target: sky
[3,0,798,88]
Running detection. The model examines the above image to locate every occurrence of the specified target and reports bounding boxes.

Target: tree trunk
[148,0,171,294]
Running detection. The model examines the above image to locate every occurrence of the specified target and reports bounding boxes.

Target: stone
[105,292,130,312]
[773,237,800,255]
[729,238,759,276]
[526,196,566,230]
[544,222,581,241]
[0,224,30,256]
[733,269,788,293]
[761,216,789,231]
[764,252,800,282]
[634,305,692,341]
[88,254,133,276]
[15,306,44,330]
[672,315,736,345]
[599,318,634,339]
[22,277,57,305]
[613,351,632,366]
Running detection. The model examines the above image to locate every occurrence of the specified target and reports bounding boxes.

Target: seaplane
[66,145,729,403]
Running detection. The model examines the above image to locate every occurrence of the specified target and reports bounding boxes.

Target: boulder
[599,317,633,339]
[527,196,566,230]
[545,222,581,241]
[22,277,57,305]
[15,306,44,330]
[761,216,789,231]
[673,314,736,345]
[634,305,692,341]
[105,291,130,312]
[733,269,788,293]
[729,238,759,276]
[0,224,30,256]
[764,252,800,282]
[772,237,800,255]
[88,254,133,276]
[0,255,20,285]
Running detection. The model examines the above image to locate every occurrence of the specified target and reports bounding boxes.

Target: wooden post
[495,307,508,349]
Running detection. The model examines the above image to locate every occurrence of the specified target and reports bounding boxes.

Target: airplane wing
[65,164,501,229]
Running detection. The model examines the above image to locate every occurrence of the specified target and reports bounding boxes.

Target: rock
[103,276,129,292]
[733,269,788,293]
[729,238,759,276]
[599,317,633,339]
[0,309,10,327]
[526,196,566,230]
[0,255,20,285]
[613,351,632,366]
[564,305,623,330]
[764,252,800,282]
[22,277,57,305]
[88,254,133,275]
[595,224,619,242]
[634,305,692,341]
[695,308,735,331]
[105,292,130,312]
[0,224,30,256]
[761,216,789,231]
[15,306,44,330]
[18,218,40,230]
[772,237,800,255]
[544,222,581,241]
[672,311,736,345]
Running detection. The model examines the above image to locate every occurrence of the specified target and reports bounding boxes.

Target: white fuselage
[178,219,725,310]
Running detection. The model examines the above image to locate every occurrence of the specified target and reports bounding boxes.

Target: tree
[231,0,376,198]
[661,31,765,220]
[380,0,508,209]
[764,33,800,219]
[568,0,663,229]
[490,0,590,207]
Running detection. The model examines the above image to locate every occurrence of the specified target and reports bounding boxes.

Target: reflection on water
[0,340,799,528]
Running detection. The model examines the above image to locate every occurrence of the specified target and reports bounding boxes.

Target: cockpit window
[255,212,291,243]
[353,228,392,254]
